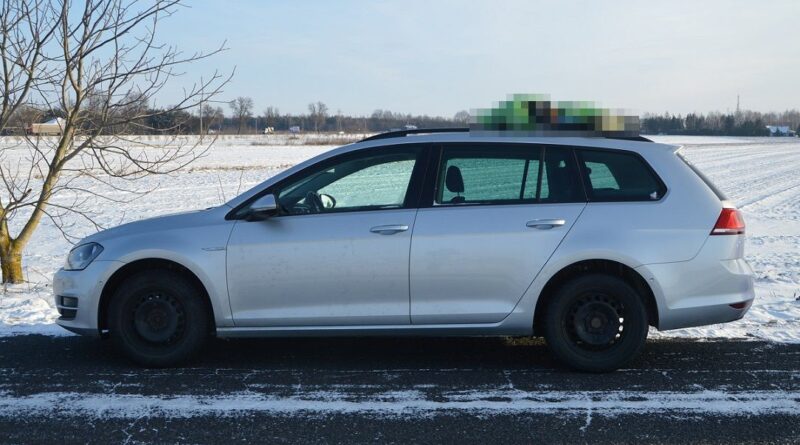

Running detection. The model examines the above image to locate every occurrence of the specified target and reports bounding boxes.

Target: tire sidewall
[544,274,648,372]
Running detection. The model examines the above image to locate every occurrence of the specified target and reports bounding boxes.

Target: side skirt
[216,322,531,338]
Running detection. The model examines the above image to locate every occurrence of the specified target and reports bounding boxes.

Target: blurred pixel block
[470,94,640,137]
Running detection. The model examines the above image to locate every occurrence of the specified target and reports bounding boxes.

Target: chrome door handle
[526,219,566,230]
[370,224,409,235]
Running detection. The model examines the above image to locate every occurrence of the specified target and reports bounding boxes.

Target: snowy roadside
[0,284,70,337]
[1,136,798,342]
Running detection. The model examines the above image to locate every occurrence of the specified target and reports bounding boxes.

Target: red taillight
[711,208,745,235]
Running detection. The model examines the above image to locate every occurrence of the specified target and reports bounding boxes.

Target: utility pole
[736,94,740,114]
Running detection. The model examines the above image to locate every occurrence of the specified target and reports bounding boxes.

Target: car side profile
[53,129,754,372]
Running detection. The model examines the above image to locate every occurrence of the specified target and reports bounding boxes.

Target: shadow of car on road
[4,334,758,373]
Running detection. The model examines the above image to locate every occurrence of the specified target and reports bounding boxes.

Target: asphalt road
[0,335,798,444]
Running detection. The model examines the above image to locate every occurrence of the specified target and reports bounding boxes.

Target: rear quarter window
[576,149,667,202]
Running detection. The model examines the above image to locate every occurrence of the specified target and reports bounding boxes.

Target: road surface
[0,335,798,444]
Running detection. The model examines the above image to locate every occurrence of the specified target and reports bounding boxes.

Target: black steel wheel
[567,292,625,350]
[109,270,210,367]
[132,292,186,345]
[543,274,648,372]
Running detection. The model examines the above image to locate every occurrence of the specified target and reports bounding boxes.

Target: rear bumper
[637,251,755,331]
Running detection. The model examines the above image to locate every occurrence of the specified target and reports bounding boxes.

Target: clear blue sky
[157,0,799,117]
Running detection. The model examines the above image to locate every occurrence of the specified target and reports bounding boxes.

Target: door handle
[370,224,409,235]
[526,219,566,230]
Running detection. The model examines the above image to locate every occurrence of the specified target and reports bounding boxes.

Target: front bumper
[53,260,124,336]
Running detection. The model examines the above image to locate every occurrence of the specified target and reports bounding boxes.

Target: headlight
[65,243,104,271]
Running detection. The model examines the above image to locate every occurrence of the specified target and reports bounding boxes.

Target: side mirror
[246,194,279,221]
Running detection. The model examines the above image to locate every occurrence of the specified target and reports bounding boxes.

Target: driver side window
[277,150,419,215]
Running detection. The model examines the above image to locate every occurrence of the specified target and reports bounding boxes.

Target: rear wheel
[109,270,210,367]
[543,274,648,372]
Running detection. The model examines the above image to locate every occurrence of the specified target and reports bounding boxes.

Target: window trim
[226,144,431,220]
[575,147,668,203]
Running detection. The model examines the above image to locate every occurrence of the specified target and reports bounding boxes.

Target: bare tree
[229,96,253,134]
[0,1,59,134]
[206,105,224,133]
[453,110,470,124]
[308,101,328,132]
[0,0,230,283]
[307,103,317,131]
[262,106,278,128]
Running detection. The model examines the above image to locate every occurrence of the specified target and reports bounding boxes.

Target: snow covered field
[0,135,798,342]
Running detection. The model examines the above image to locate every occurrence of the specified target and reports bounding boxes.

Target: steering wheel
[305,191,324,213]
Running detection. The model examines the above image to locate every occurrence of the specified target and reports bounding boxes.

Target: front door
[227,147,424,327]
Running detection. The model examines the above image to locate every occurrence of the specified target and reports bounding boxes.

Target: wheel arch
[532,259,658,336]
[97,258,216,335]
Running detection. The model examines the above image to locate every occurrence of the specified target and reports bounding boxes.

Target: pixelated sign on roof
[470,94,640,137]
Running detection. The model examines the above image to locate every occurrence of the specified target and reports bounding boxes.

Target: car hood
[81,206,230,245]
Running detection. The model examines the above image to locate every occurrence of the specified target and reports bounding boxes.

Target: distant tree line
[641,110,800,136]
[8,98,800,137]
[1,95,470,135]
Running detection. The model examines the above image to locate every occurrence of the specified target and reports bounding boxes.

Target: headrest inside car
[445,165,464,193]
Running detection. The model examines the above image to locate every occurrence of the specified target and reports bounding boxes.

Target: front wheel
[543,274,648,372]
[109,270,210,367]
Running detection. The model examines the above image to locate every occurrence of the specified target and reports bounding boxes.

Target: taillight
[711,208,745,235]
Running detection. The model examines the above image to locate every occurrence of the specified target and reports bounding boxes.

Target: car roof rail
[360,127,468,142]
[604,135,653,142]
[359,127,652,143]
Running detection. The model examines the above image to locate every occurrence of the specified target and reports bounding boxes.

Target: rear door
[409,144,586,324]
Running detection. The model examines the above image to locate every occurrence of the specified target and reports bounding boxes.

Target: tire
[543,274,648,373]
[109,270,210,367]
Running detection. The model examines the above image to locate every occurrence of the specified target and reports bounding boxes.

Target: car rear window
[677,152,728,200]
[576,149,666,202]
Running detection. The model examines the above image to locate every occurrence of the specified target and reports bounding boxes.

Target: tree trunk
[0,227,24,283]
[0,247,23,284]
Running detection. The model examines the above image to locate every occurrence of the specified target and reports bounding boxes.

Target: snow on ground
[0,135,798,341]
[2,389,798,418]
[648,136,800,342]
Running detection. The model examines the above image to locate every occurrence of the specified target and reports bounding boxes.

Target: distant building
[289,126,300,134]
[28,117,65,135]
[766,125,796,137]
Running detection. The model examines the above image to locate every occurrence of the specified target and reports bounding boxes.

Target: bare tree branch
[0,0,231,282]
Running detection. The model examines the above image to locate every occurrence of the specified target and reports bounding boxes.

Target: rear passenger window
[577,150,666,201]
[584,162,619,190]
[436,145,584,205]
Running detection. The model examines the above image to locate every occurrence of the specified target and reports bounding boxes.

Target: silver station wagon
[54,129,754,371]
